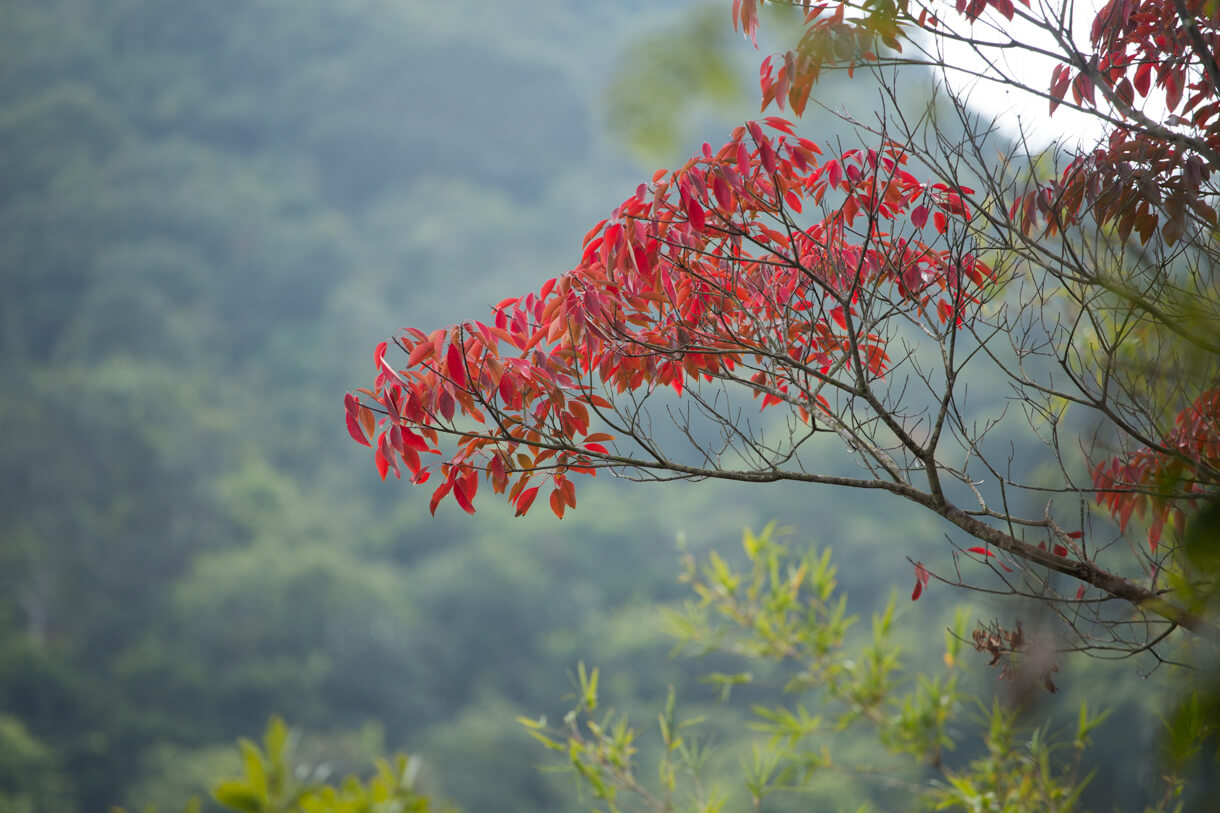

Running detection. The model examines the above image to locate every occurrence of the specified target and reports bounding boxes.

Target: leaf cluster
[115,718,451,813]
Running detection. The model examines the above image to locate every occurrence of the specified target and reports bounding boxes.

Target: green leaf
[213,781,264,813]
[700,671,753,701]
[238,740,268,799]
[525,729,565,751]
[263,716,288,765]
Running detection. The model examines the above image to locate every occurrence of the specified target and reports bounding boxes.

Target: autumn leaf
[912,561,930,601]
[515,486,540,517]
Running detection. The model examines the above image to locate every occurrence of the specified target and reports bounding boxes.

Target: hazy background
[0,1,1182,810]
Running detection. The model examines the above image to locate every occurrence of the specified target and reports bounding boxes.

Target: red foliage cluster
[750,1,1220,547]
[1085,0,1218,128]
[1020,0,1220,244]
[347,119,987,517]
[755,3,901,116]
[349,0,1219,568]
[1093,389,1220,550]
[753,1,1219,245]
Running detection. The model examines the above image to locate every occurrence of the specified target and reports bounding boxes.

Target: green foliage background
[0,1,1202,811]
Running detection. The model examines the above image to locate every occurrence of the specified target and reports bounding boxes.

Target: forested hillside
[0,2,1192,811]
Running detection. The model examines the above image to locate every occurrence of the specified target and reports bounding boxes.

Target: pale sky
[929,0,1116,150]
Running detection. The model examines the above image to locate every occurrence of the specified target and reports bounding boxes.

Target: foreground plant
[522,525,1197,812]
[116,717,451,813]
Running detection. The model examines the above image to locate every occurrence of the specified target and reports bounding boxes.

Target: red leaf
[712,173,735,211]
[347,411,372,447]
[399,442,421,474]
[514,486,540,517]
[826,160,843,189]
[446,343,467,389]
[912,561,930,601]
[549,488,566,519]
[788,144,807,171]
[487,452,506,485]
[933,211,948,234]
[498,373,518,406]
[453,479,477,515]
[687,198,706,231]
[1133,61,1152,97]
[841,196,859,226]
[1166,71,1182,112]
[1053,544,1068,557]
[399,426,430,453]
[359,405,376,441]
[965,545,1012,571]
[758,139,777,175]
[763,116,795,135]
[438,390,455,421]
[1072,72,1095,107]
[747,119,766,146]
[632,244,651,275]
[1075,584,1086,600]
[379,354,407,388]
[408,339,434,367]
[1049,63,1071,115]
[911,204,929,228]
[429,481,453,515]
[741,0,758,42]
[941,192,967,216]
